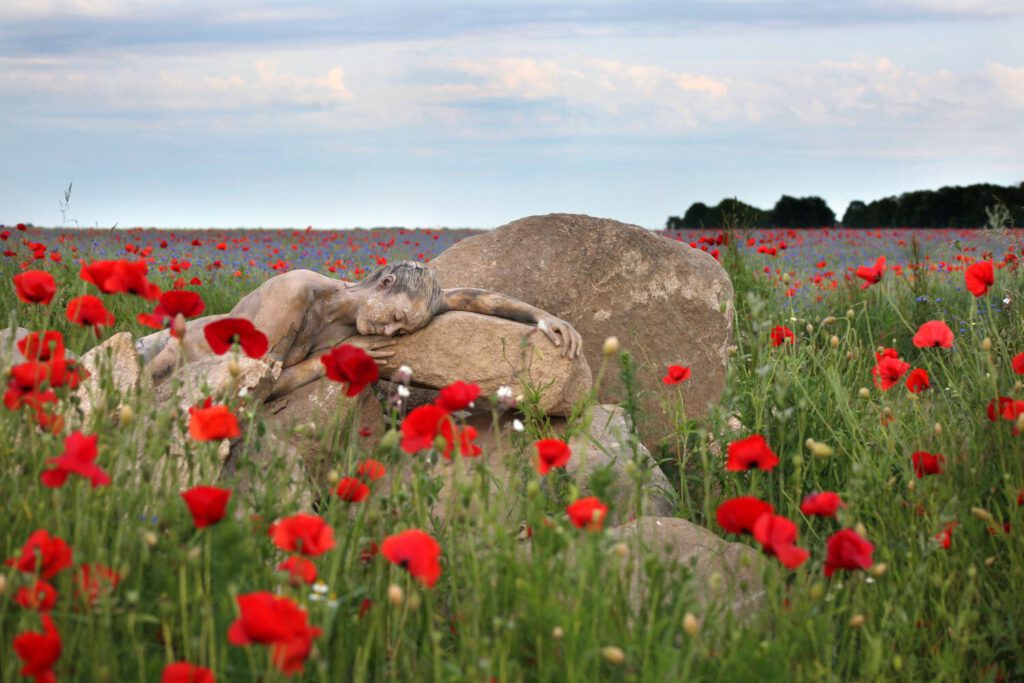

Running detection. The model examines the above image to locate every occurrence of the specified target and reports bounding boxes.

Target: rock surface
[385,311,593,416]
[0,327,31,366]
[608,516,766,615]
[430,213,734,453]
[74,332,151,427]
[384,403,673,525]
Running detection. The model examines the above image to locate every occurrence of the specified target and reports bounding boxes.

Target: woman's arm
[441,288,582,359]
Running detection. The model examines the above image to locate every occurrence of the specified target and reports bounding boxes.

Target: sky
[1,0,1022,230]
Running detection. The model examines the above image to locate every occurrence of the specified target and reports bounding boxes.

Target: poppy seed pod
[601,646,625,664]
[602,336,620,355]
[683,613,701,636]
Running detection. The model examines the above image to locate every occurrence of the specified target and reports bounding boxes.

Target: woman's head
[352,260,445,336]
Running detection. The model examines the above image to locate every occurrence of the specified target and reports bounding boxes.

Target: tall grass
[1,230,1022,682]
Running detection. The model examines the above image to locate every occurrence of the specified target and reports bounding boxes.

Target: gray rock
[607,516,766,616]
[430,213,734,454]
[73,331,150,428]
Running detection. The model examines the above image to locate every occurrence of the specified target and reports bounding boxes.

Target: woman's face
[356,286,433,337]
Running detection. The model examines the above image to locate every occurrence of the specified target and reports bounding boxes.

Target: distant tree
[841,182,1024,227]
[769,195,836,227]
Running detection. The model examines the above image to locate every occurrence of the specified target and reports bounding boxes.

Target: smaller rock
[73,332,150,428]
[0,327,30,367]
[607,516,766,616]
[154,355,281,411]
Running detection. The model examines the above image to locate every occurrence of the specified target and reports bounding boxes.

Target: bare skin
[147,268,582,399]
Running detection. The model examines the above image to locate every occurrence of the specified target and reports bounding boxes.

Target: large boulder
[385,311,592,417]
[430,214,734,455]
[607,516,766,616]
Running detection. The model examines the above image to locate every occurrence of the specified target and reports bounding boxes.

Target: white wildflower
[512,419,524,432]
[496,385,513,399]
[397,385,410,398]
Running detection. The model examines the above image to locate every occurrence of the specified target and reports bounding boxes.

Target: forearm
[441,288,545,324]
[269,353,326,399]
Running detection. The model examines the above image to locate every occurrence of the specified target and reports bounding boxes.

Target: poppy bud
[406,592,422,610]
[971,507,994,523]
[869,563,888,577]
[985,556,996,566]
[858,387,870,399]
[1017,413,1024,433]
[849,614,865,629]
[981,337,992,351]
[967,565,977,578]
[934,422,942,436]
[143,531,158,547]
[433,434,447,452]
[228,357,241,377]
[172,313,187,339]
[855,522,867,537]
[846,309,855,320]
[612,542,629,559]
[327,469,340,484]
[526,480,540,497]
[188,546,202,562]
[380,429,400,450]
[602,336,620,356]
[683,612,701,636]
[822,316,837,326]
[830,335,839,349]
[708,572,722,592]
[552,626,564,639]
[0,574,5,596]
[782,273,790,284]
[805,323,814,334]
[119,404,134,425]
[810,582,825,600]
[601,646,625,664]
[907,479,916,491]
[805,439,833,458]
[388,584,404,606]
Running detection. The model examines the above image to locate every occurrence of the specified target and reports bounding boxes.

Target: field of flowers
[1,221,1022,682]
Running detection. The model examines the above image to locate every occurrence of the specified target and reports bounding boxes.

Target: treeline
[667,181,1024,229]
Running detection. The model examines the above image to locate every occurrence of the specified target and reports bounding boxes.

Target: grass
[1,227,1023,682]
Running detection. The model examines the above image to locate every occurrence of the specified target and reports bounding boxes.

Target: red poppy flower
[566,496,609,531]
[381,529,442,587]
[80,259,160,299]
[911,451,945,478]
[400,405,450,453]
[662,365,691,384]
[912,320,954,349]
[6,529,73,579]
[716,496,773,535]
[161,662,216,683]
[268,514,336,556]
[800,492,845,517]
[934,521,958,549]
[905,368,930,393]
[15,581,58,612]
[336,476,370,502]
[770,326,796,346]
[823,528,874,577]
[203,318,269,358]
[356,458,387,481]
[227,592,321,675]
[40,431,110,489]
[13,614,61,682]
[855,255,886,289]
[13,270,57,304]
[188,401,241,441]
[181,486,232,528]
[440,422,482,459]
[66,295,116,335]
[725,434,779,472]
[76,563,121,606]
[17,331,65,362]
[872,356,911,391]
[752,514,809,569]
[138,290,206,333]
[965,261,994,297]
[320,343,378,396]
[1012,352,1024,375]
[435,380,481,411]
[535,437,572,475]
[875,347,900,361]
[277,556,318,586]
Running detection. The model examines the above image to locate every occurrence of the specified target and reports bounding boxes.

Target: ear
[377,274,396,290]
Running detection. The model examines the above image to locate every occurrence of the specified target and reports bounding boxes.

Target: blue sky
[1,0,1021,229]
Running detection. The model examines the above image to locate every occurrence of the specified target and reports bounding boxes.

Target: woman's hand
[348,336,397,367]
[537,316,583,359]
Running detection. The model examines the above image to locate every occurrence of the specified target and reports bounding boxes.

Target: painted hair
[354,260,446,315]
